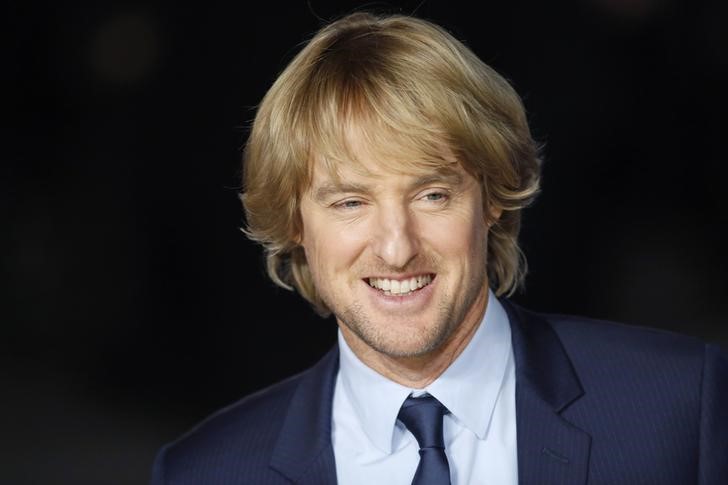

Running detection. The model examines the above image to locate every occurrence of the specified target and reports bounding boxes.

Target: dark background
[5,0,727,483]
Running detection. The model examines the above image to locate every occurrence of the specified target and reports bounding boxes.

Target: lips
[366,274,434,296]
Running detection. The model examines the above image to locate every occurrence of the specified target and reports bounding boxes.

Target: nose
[371,203,419,269]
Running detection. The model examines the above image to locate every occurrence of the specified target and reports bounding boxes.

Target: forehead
[306,119,464,188]
[308,154,467,193]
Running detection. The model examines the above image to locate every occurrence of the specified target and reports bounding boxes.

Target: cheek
[302,219,369,278]
[421,209,487,256]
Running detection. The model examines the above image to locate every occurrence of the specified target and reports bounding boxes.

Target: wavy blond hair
[241,12,541,316]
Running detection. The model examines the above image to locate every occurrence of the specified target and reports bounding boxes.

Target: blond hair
[241,12,541,315]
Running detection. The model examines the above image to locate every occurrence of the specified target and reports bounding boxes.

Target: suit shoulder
[181,371,301,444]
[541,311,706,357]
[528,309,710,389]
[154,371,305,483]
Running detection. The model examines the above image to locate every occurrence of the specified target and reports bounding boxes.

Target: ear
[290,206,305,246]
[487,204,503,227]
[292,228,304,246]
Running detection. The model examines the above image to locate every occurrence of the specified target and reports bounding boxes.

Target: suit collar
[504,300,584,412]
[503,299,592,484]
[269,346,339,484]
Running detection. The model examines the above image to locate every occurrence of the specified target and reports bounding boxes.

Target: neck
[340,287,489,389]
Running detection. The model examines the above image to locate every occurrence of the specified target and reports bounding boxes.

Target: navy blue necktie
[397,395,452,485]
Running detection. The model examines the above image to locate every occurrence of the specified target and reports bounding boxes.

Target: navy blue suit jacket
[151,301,728,484]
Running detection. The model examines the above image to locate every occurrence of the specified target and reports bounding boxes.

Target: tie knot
[397,395,448,450]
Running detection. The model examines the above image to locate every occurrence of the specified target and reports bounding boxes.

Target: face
[298,149,492,359]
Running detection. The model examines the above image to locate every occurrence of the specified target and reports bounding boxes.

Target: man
[151,12,727,485]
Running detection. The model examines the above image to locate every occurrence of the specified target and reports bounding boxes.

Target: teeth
[367,274,433,295]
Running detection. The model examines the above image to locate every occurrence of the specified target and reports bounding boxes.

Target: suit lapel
[269,346,339,484]
[503,301,591,485]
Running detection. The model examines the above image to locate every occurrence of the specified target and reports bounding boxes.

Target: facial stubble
[336,268,488,359]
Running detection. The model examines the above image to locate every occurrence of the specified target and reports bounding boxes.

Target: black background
[5,1,727,483]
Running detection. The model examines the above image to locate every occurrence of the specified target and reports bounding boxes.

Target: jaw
[336,271,490,385]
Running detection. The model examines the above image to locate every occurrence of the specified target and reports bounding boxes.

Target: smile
[366,274,434,296]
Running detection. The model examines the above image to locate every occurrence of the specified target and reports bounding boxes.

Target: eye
[333,199,364,210]
[422,191,448,203]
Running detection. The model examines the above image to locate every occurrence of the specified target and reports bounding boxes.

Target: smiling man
[151,12,727,485]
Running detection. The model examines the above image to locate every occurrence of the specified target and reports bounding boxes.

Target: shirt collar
[337,290,512,453]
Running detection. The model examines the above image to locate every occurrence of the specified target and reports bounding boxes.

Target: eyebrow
[313,182,370,202]
[412,171,464,189]
[312,170,465,202]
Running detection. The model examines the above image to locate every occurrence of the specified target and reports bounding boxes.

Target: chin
[349,315,454,359]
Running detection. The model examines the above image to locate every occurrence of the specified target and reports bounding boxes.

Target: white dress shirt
[332,291,518,485]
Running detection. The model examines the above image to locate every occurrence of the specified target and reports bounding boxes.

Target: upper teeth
[368,275,433,295]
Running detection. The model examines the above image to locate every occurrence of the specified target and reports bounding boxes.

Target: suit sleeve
[698,343,728,484]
